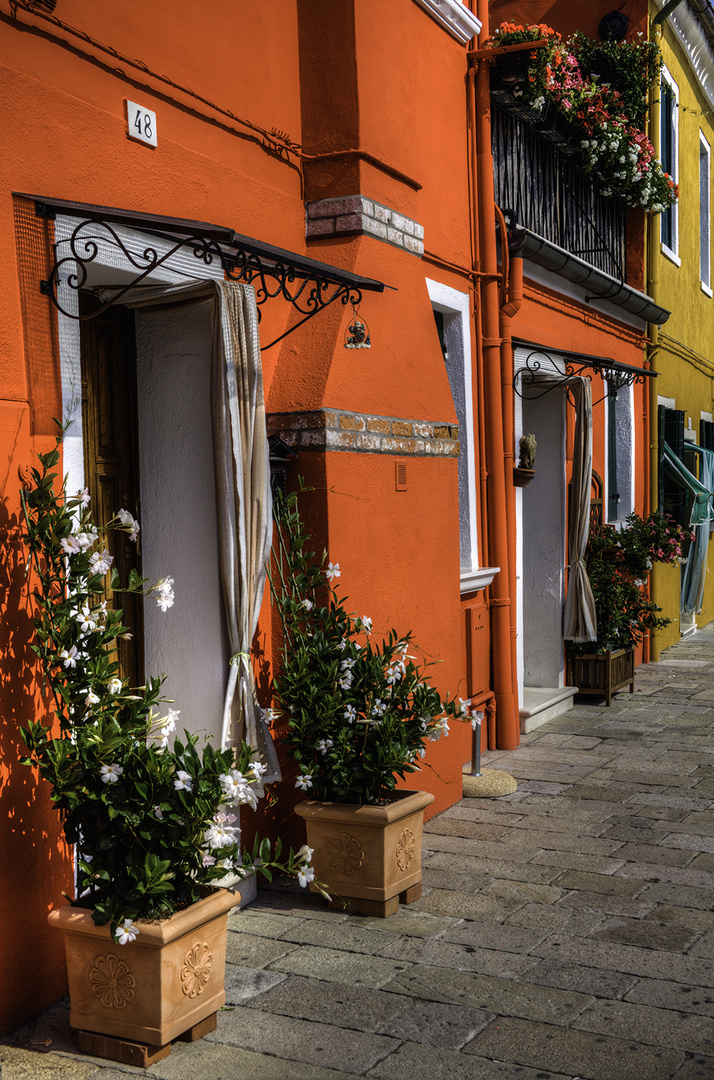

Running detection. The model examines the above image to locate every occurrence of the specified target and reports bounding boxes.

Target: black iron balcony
[492,96,627,282]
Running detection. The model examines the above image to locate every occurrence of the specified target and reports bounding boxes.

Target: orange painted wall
[0,0,477,1028]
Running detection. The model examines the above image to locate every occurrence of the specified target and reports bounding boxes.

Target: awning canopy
[513,340,656,405]
[18,193,388,348]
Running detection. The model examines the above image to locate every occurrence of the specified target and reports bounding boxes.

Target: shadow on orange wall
[0,407,73,1033]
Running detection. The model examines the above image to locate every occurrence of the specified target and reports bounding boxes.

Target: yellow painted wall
[648,8,714,651]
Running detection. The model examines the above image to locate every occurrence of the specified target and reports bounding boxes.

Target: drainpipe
[496,206,523,714]
[469,0,520,750]
[647,23,663,661]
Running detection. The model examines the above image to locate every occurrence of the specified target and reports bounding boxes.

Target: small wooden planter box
[567,647,635,706]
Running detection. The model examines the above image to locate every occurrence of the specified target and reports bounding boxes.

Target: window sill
[461,567,500,595]
[701,281,713,298]
[661,243,681,267]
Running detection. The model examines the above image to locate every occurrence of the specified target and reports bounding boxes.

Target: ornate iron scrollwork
[41,214,367,349]
[513,348,652,406]
[41,219,225,321]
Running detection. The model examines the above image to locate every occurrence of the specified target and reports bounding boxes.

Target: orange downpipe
[495,205,522,731]
[469,0,520,749]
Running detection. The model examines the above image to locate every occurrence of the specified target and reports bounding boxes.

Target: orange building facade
[0,0,488,1031]
[0,0,669,1032]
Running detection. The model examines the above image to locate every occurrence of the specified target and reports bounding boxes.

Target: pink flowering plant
[572,511,692,654]
[20,437,316,944]
[490,23,676,213]
[269,490,466,806]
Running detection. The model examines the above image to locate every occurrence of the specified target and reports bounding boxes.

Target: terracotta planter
[48,887,239,1055]
[295,789,434,917]
[566,646,635,706]
[513,467,535,488]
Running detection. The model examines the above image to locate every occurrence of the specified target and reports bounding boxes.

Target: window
[425,279,479,583]
[660,68,679,263]
[659,402,686,525]
[701,132,711,295]
[606,383,635,523]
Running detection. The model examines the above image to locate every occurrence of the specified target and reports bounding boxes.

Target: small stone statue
[518,433,537,470]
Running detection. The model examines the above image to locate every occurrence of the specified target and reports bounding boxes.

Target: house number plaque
[125,100,157,147]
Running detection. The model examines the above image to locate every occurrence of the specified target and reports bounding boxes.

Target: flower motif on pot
[328,832,364,875]
[181,942,213,998]
[89,954,135,1009]
[395,827,416,872]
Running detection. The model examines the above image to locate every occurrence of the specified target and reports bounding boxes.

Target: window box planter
[566,647,635,706]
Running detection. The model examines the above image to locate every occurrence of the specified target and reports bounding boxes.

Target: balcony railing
[491,97,627,282]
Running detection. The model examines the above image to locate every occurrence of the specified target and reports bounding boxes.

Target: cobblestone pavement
[4,629,714,1080]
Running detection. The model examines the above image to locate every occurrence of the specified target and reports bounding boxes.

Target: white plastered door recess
[55,216,229,745]
[514,347,569,713]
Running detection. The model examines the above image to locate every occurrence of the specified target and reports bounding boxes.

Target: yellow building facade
[648,0,714,657]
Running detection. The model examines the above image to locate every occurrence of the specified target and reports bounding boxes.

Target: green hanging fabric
[662,443,712,525]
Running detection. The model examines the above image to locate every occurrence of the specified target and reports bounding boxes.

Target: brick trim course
[306,196,425,256]
[268,409,459,456]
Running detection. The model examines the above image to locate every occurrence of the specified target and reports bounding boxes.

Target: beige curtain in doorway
[121,278,280,781]
[563,376,597,643]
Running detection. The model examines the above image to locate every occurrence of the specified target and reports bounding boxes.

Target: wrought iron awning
[513,341,656,406]
[21,194,387,349]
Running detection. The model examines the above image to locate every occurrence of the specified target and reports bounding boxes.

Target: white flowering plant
[20,439,317,943]
[490,23,677,214]
[269,490,465,806]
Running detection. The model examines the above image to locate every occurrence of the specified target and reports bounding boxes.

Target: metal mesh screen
[12,195,62,436]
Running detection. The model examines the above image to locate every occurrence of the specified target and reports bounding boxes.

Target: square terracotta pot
[48,887,239,1046]
[295,789,434,905]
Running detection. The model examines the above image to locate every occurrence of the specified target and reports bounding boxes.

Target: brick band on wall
[268,409,459,456]
[306,196,424,256]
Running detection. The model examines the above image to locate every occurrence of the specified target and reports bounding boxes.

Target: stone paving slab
[367,1040,574,1079]
[463,1015,685,1080]
[423,849,564,884]
[521,956,639,999]
[161,1041,363,1079]
[4,627,714,1080]
[587,917,703,952]
[624,976,714,1017]
[381,966,595,1024]
[224,964,288,1004]
[573,997,714,1055]
[556,889,656,919]
[376,936,539,979]
[531,934,714,986]
[247,974,418,1032]
[0,1046,97,1079]
[207,1005,399,1073]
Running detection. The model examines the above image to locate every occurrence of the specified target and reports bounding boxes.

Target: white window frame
[605,383,635,524]
[660,65,680,266]
[425,278,494,592]
[700,130,712,296]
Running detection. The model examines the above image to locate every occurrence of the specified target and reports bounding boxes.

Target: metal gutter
[512,228,671,326]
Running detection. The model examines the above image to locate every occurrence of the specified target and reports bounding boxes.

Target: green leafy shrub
[572,511,692,654]
[269,490,467,806]
[21,438,315,943]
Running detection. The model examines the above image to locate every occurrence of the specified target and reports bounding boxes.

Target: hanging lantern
[344,302,371,349]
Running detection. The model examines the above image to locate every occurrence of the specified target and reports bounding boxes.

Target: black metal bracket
[513,347,655,407]
[36,204,386,350]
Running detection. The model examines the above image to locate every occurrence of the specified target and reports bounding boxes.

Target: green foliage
[490,23,676,213]
[269,489,467,806]
[21,434,315,941]
[572,511,692,654]
[570,31,661,129]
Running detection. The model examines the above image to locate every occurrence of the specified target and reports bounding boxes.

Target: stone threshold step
[520,686,577,734]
